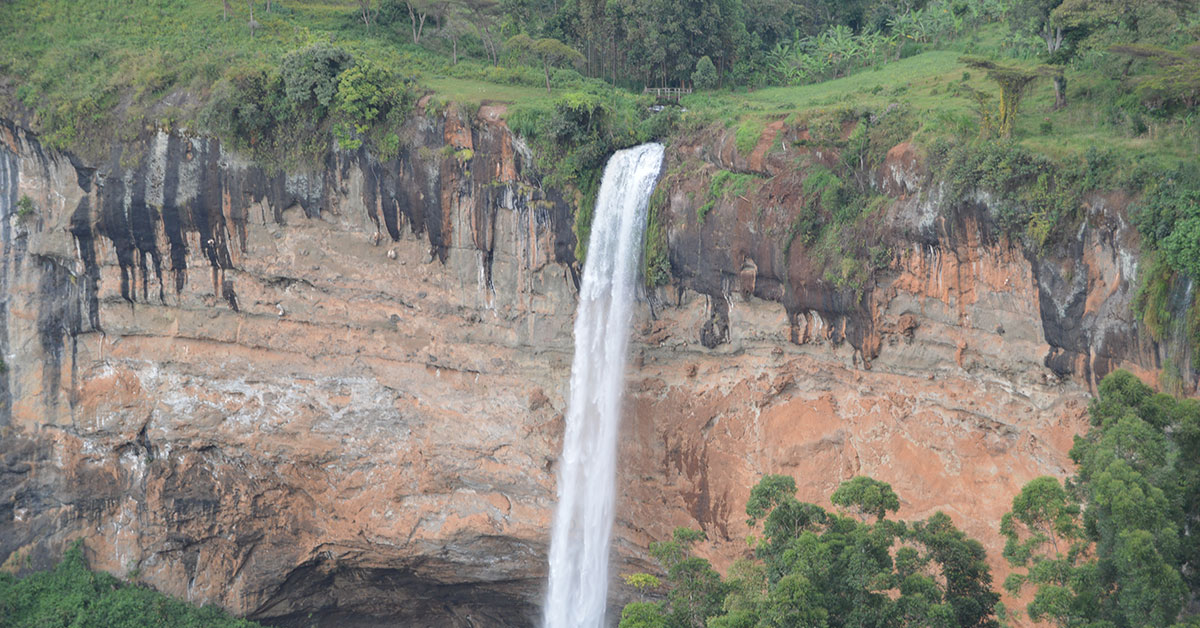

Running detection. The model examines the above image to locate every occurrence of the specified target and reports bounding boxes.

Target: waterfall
[543,142,664,628]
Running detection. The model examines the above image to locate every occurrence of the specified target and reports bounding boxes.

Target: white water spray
[543,143,665,628]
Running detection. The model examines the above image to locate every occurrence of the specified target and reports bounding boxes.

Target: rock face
[0,112,576,626]
[0,112,1166,626]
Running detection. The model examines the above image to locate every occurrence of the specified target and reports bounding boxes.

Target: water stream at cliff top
[543,142,664,628]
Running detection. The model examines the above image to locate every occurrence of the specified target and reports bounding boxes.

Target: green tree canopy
[506,33,585,92]
[830,475,901,522]
[627,475,999,628]
[1003,370,1200,628]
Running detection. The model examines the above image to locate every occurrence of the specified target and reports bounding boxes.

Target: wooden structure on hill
[643,87,692,102]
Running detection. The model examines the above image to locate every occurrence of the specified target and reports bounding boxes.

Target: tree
[830,476,900,522]
[1000,476,1082,562]
[1009,0,1067,55]
[1004,0,1083,108]
[281,44,354,115]
[629,475,999,628]
[355,0,378,27]
[246,0,259,36]
[960,57,1049,137]
[692,56,718,89]
[648,528,728,628]
[1109,43,1200,111]
[506,34,584,93]
[1002,370,1199,628]
[397,0,450,44]
[618,602,669,628]
[464,0,501,65]
[910,512,1001,628]
[436,0,472,64]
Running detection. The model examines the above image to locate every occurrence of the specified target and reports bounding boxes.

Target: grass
[423,77,555,108]
[680,46,1198,170]
[0,0,590,156]
[2,0,1197,193]
[734,117,768,156]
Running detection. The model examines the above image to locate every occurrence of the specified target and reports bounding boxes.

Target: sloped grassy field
[3,0,1194,169]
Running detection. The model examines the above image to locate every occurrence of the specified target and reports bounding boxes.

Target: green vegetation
[504,34,586,94]
[506,90,676,261]
[0,541,262,628]
[4,0,1200,349]
[628,371,1200,627]
[1001,370,1200,627]
[622,475,1000,628]
[692,57,718,91]
[644,182,673,287]
[699,170,760,223]
[15,195,34,219]
[734,118,767,157]
[1130,166,1200,365]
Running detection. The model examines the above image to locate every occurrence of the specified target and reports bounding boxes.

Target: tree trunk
[407,3,427,44]
[486,27,498,65]
[1052,74,1067,110]
[1043,25,1063,55]
[543,60,551,94]
[359,0,373,28]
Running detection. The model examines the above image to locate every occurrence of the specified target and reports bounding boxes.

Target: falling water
[543,142,664,628]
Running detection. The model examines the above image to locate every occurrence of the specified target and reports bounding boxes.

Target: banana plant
[766,41,797,84]
[816,25,860,77]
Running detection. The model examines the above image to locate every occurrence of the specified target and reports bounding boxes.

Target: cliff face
[0,111,1161,625]
[0,110,578,626]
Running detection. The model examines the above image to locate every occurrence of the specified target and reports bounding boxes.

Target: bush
[644,184,672,286]
[282,44,353,114]
[16,195,34,219]
[508,88,671,262]
[200,69,289,152]
[692,56,718,90]
[1134,171,1200,279]
[0,541,262,628]
[700,170,759,222]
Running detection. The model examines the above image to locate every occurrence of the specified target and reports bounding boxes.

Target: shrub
[200,69,289,152]
[16,195,34,219]
[734,118,766,156]
[700,170,759,222]
[692,56,718,90]
[1134,172,1200,279]
[331,58,417,153]
[0,541,262,627]
[282,44,353,114]
[508,89,668,262]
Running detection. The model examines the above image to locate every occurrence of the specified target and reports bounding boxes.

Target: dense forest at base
[0,542,263,628]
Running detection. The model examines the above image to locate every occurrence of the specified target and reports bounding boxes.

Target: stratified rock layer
[0,112,1164,626]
